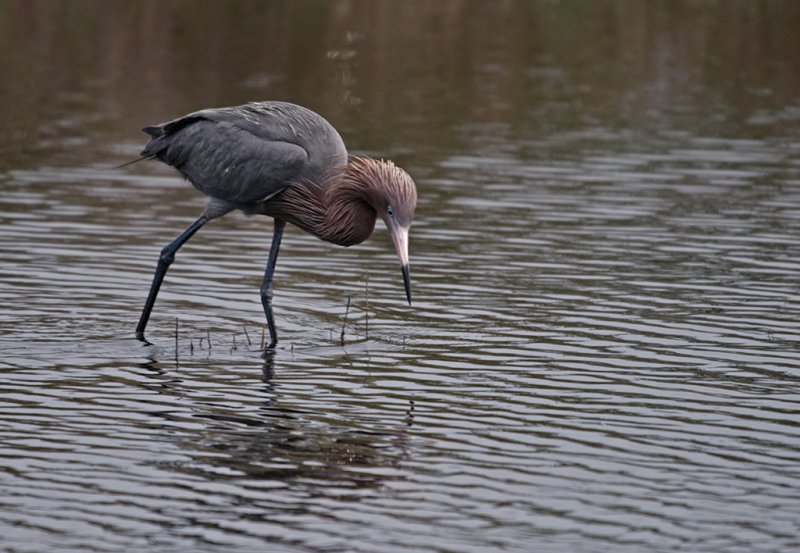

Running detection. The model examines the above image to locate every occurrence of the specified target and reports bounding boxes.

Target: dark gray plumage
[133,101,418,350]
[141,102,347,206]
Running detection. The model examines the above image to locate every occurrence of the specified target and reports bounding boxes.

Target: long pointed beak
[401,263,412,305]
[390,225,412,305]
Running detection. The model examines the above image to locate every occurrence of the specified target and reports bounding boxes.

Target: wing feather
[141,101,347,204]
[143,119,308,204]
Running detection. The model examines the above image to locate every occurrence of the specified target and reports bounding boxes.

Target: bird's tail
[109,125,165,169]
[113,156,151,169]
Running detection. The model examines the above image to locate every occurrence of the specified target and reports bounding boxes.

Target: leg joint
[159,243,178,265]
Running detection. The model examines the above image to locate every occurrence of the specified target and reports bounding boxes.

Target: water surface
[2,2,800,552]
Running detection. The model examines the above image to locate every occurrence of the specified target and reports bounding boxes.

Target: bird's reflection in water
[139,351,413,491]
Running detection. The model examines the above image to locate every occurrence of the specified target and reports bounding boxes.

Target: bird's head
[350,157,417,305]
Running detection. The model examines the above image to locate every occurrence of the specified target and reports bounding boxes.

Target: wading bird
[132,101,417,349]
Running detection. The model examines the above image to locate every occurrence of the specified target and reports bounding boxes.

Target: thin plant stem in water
[174,317,179,366]
[340,296,351,346]
[406,398,415,427]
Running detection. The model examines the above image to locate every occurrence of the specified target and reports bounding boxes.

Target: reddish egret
[132,101,417,348]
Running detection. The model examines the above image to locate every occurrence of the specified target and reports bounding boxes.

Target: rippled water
[3,2,800,552]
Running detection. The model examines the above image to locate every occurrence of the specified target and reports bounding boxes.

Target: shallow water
[2,2,800,552]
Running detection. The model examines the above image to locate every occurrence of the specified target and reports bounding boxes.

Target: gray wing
[141,102,347,204]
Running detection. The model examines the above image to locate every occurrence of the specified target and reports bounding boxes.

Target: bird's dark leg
[136,216,207,342]
[261,218,286,350]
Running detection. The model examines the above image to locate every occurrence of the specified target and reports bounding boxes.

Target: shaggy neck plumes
[262,159,382,247]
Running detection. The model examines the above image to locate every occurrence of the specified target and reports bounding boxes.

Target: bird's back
[141,101,348,205]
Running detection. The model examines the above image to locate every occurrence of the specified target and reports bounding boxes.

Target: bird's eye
[387,205,394,217]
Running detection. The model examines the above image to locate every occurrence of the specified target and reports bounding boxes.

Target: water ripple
[3,115,800,553]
